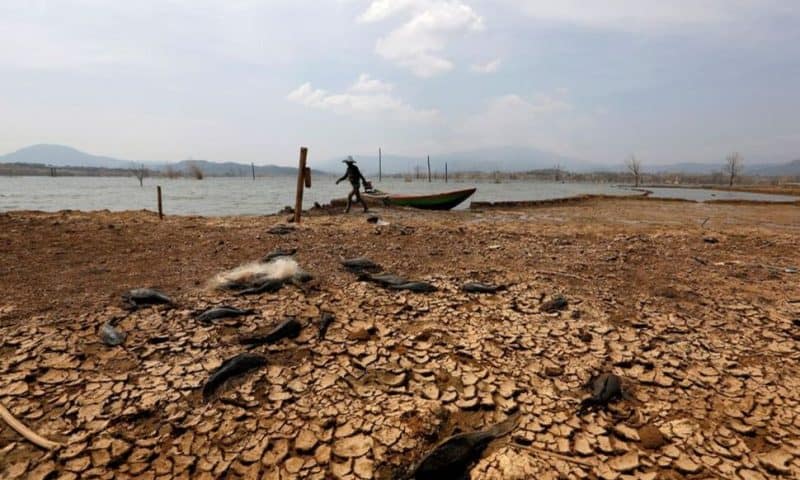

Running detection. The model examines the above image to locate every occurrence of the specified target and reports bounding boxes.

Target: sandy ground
[0,199,799,479]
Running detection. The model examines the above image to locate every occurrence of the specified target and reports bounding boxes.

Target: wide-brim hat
[342,156,356,164]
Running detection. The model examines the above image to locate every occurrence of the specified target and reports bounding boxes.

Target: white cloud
[360,0,485,77]
[349,73,394,94]
[470,58,501,74]
[287,76,437,120]
[357,0,421,23]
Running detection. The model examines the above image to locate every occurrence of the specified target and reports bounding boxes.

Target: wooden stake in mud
[251,162,255,180]
[445,162,448,183]
[157,186,163,220]
[378,148,382,182]
[294,147,308,224]
[427,155,431,182]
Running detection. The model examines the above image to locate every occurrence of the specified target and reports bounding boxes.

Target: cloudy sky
[1,0,798,166]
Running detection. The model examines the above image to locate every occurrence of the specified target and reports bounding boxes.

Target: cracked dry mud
[1,198,799,479]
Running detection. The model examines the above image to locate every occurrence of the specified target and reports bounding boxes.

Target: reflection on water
[0,176,795,216]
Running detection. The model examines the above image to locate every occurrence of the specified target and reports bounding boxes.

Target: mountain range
[0,144,311,176]
[322,146,582,176]
[325,149,800,177]
[2,144,799,177]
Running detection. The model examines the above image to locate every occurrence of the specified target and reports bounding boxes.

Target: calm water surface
[0,176,795,216]
[645,187,798,202]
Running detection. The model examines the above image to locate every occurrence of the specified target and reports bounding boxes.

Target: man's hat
[342,156,356,164]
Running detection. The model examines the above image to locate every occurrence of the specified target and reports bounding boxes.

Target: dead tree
[165,166,181,179]
[724,152,743,187]
[626,155,642,187]
[189,164,204,180]
[133,164,146,187]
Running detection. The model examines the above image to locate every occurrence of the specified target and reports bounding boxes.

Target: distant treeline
[0,162,136,177]
[4,161,799,186]
[381,167,800,185]
[0,162,297,178]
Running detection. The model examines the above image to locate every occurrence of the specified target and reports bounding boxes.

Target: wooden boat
[363,187,476,211]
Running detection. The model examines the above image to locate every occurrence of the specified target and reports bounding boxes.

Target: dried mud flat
[1,199,799,480]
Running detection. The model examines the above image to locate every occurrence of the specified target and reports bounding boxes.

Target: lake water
[0,176,795,216]
[645,187,799,203]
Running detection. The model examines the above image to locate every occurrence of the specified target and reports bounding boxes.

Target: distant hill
[166,159,325,177]
[322,146,583,175]
[750,159,800,176]
[2,144,797,178]
[0,144,133,169]
[0,144,321,177]
[644,162,721,174]
[644,159,800,176]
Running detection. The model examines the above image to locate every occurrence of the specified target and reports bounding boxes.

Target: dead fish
[291,271,314,283]
[318,312,335,340]
[99,322,126,346]
[389,281,437,293]
[262,248,297,262]
[579,373,623,412]
[540,294,568,313]
[196,306,255,324]
[122,288,172,309]
[267,224,295,235]
[202,353,266,400]
[235,278,287,296]
[342,257,382,273]
[240,317,302,346]
[411,413,520,480]
[461,282,506,294]
[358,272,407,286]
[262,249,296,262]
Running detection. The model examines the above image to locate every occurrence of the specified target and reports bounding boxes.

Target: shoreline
[3,191,795,219]
[638,182,800,196]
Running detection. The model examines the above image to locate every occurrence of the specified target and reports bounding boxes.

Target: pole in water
[293,147,308,224]
[157,185,163,220]
[378,147,382,182]
[445,162,448,183]
[251,162,255,180]
[427,155,431,182]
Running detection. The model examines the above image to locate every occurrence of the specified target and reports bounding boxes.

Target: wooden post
[251,163,255,180]
[293,147,308,224]
[378,148,382,182]
[157,185,163,220]
[427,155,431,182]
[445,162,448,183]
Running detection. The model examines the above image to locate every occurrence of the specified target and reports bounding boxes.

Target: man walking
[335,156,369,213]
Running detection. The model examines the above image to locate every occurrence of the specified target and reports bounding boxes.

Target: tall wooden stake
[251,163,255,180]
[157,186,163,220]
[445,162,448,183]
[293,147,308,224]
[378,148,382,182]
[427,155,431,182]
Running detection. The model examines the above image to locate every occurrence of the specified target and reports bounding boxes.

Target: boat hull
[364,188,476,211]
